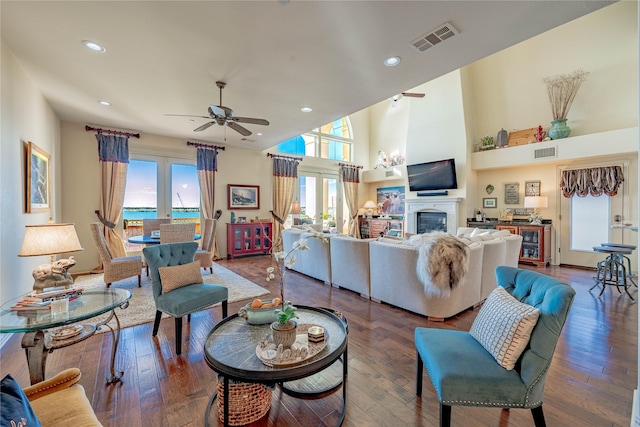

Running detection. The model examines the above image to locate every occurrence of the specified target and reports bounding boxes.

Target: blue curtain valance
[197,147,218,172]
[96,134,129,163]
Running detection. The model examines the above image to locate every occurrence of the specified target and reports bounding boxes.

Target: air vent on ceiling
[534,146,557,159]
[240,137,255,143]
[411,22,458,52]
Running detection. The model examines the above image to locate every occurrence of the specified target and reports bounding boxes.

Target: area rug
[73,265,269,332]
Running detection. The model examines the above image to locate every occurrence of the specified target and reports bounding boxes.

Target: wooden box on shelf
[227,222,272,259]
[497,224,551,267]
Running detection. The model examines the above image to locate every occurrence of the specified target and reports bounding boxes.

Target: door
[297,170,344,232]
[558,163,627,268]
[123,156,200,249]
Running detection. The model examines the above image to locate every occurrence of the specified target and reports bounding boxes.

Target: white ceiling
[1,1,614,151]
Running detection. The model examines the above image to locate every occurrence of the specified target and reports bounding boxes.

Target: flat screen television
[406,158,458,192]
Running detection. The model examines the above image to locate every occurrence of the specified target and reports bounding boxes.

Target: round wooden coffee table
[203,306,348,427]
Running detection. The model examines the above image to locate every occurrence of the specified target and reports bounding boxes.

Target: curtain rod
[85,125,140,139]
[186,141,226,151]
[267,153,303,161]
[338,163,363,169]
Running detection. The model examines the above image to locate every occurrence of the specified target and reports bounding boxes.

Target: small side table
[0,288,131,385]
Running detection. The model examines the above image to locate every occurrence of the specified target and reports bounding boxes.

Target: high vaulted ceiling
[1,1,614,151]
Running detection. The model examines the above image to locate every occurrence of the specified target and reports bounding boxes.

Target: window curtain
[95,133,129,258]
[197,147,220,259]
[271,157,300,252]
[340,164,361,238]
[560,166,624,198]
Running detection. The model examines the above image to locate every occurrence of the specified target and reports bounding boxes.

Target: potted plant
[270,304,299,348]
[480,135,495,151]
[543,69,589,139]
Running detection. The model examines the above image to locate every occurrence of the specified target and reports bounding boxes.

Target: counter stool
[590,245,636,301]
[600,243,638,288]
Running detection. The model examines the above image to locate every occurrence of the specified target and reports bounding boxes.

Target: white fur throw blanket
[408,232,469,297]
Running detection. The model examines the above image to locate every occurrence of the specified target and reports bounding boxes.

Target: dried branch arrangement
[543,69,589,120]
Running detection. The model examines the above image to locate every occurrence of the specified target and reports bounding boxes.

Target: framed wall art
[525,180,541,197]
[228,184,260,210]
[504,183,519,205]
[377,186,405,215]
[26,141,51,213]
[483,197,497,208]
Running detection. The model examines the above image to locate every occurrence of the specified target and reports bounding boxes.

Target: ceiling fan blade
[227,121,252,136]
[193,122,214,132]
[401,92,425,98]
[232,116,270,126]
[165,114,210,119]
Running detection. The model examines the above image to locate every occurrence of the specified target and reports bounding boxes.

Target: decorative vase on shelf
[548,118,571,140]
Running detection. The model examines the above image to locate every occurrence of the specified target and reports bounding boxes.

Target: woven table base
[216,379,272,426]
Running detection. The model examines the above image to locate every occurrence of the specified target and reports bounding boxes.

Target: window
[277,117,353,161]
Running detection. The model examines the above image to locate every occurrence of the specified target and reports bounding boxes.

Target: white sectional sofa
[329,235,375,298]
[369,239,484,319]
[281,227,332,284]
[280,226,522,319]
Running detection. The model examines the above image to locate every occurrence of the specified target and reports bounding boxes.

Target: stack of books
[10,286,83,312]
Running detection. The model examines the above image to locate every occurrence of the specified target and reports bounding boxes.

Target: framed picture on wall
[377,186,405,215]
[504,183,519,205]
[228,184,260,210]
[525,180,541,197]
[483,198,497,208]
[26,141,51,213]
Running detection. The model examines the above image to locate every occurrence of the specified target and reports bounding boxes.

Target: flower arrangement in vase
[543,69,589,139]
[265,225,328,348]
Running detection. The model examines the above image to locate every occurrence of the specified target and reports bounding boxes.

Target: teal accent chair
[415,266,575,427]
[143,242,228,355]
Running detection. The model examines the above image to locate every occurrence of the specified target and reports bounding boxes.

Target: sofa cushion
[470,286,540,370]
[1,374,41,427]
[159,261,203,293]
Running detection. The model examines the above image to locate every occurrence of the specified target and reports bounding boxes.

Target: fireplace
[405,198,461,235]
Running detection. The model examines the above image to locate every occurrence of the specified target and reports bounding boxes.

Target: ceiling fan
[166,81,269,136]
[389,91,425,107]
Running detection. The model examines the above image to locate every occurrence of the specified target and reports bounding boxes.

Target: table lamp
[19,223,84,293]
[524,196,548,225]
[363,200,377,218]
[290,201,302,225]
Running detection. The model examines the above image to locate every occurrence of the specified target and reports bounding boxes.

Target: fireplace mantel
[406,198,461,234]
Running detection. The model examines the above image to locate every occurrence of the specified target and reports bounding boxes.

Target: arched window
[277,117,353,161]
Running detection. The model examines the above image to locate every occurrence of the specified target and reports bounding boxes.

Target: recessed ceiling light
[384,56,401,66]
[82,40,106,53]
[256,132,263,136]
[301,106,313,113]
[98,100,111,106]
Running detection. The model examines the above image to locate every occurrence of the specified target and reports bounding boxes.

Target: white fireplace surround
[405,198,461,235]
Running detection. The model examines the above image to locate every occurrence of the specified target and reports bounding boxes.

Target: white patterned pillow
[470,286,540,370]
[158,261,203,293]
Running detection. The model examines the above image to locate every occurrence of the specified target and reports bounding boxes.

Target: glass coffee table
[0,288,131,385]
[203,306,348,427]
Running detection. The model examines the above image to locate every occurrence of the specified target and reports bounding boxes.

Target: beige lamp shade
[523,196,548,209]
[19,223,84,257]
[290,201,302,215]
[362,200,377,209]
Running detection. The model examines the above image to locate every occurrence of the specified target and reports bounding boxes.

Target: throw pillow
[470,286,540,370]
[1,374,42,427]
[159,261,203,293]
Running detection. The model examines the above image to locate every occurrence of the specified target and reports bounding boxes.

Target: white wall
[1,40,61,306]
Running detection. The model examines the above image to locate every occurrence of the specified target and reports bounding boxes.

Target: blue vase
[548,119,571,139]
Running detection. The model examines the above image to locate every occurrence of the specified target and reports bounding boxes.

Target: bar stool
[600,243,638,288]
[590,245,636,301]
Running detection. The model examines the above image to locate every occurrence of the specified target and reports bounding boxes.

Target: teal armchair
[415,266,575,426]
[143,242,228,355]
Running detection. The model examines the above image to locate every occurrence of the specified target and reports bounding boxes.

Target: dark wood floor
[1,257,637,426]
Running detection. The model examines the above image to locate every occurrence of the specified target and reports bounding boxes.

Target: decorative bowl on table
[238,298,282,325]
